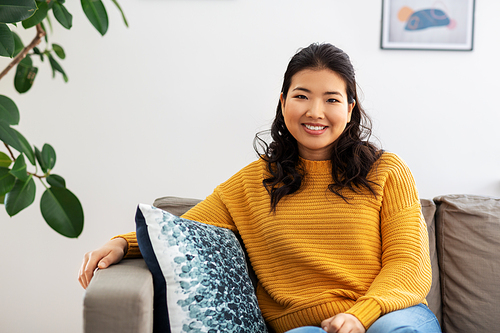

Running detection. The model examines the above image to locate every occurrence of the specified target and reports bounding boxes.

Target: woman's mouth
[304,124,326,131]
[302,124,328,134]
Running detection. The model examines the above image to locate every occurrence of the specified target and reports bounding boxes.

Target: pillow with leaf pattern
[135,204,268,333]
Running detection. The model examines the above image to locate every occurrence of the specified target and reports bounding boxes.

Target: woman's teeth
[304,124,326,131]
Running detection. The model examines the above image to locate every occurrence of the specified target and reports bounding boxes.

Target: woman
[79,43,441,333]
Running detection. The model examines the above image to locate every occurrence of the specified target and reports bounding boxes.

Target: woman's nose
[306,100,324,119]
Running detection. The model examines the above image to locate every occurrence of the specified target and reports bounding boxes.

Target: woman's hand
[321,313,366,333]
[78,237,128,289]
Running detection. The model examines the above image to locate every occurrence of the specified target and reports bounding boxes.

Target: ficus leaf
[34,146,46,173]
[14,55,38,93]
[12,31,23,56]
[40,187,84,238]
[48,54,68,82]
[52,2,72,30]
[47,174,65,188]
[81,0,108,36]
[0,120,23,153]
[4,176,36,216]
[0,0,37,24]
[0,167,15,195]
[22,1,48,29]
[41,143,56,171]
[0,94,20,126]
[10,154,28,181]
[0,152,12,168]
[52,43,65,59]
[111,0,128,27]
[0,23,14,57]
[12,128,35,166]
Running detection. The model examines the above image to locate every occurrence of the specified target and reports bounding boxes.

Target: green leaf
[10,154,28,181]
[45,8,53,32]
[0,0,37,24]
[40,20,47,43]
[48,54,68,82]
[81,0,108,36]
[22,1,48,29]
[47,174,65,188]
[40,187,84,238]
[34,146,46,173]
[0,94,20,125]
[33,46,44,61]
[4,176,36,216]
[52,43,65,59]
[12,128,35,166]
[0,152,12,167]
[41,143,56,171]
[0,167,15,195]
[111,0,128,27]
[52,2,72,29]
[0,194,4,204]
[12,31,23,56]
[0,23,14,57]
[14,55,38,93]
[0,120,23,153]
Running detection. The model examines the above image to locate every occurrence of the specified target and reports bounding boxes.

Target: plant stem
[4,142,16,161]
[0,24,46,81]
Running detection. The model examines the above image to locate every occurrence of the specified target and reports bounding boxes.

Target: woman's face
[281,68,355,161]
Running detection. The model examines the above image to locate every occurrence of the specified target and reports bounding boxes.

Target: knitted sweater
[118,152,432,332]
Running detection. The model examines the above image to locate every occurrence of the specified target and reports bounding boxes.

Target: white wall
[1,0,499,331]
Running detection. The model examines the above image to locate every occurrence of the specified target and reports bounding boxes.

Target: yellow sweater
[118,152,432,332]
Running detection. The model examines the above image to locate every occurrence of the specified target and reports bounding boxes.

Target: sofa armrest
[83,259,153,333]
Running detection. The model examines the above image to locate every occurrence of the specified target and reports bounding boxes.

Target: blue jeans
[285,304,441,333]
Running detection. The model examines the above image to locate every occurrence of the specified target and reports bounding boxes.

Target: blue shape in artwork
[405,9,451,31]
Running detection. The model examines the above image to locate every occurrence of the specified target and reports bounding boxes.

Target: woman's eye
[327,98,338,103]
[294,95,307,100]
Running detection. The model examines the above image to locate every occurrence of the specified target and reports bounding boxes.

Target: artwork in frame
[381,0,475,51]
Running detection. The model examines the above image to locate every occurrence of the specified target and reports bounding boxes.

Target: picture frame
[381,0,475,51]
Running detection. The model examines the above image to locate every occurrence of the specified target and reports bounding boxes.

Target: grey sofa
[83,195,500,333]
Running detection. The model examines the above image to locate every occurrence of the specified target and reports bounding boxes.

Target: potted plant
[0,0,127,237]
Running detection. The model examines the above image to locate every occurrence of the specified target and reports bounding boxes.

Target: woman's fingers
[78,238,127,289]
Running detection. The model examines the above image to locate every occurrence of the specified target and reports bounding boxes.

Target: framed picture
[381,0,475,51]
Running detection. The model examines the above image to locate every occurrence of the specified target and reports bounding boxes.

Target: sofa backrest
[420,199,442,325]
[433,194,500,333]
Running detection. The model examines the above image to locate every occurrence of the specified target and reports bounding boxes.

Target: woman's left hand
[321,313,366,333]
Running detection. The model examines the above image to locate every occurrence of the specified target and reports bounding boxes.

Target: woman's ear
[280,93,285,108]
[347,100,355,122]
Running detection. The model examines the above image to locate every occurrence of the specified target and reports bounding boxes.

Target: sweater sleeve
[344,154,432,328]
[181,185,238,232]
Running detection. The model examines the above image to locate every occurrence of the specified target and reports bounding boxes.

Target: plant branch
[4,142,16,161]
[0,24,46,81]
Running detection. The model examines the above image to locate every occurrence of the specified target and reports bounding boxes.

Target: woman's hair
[254,43,382,210]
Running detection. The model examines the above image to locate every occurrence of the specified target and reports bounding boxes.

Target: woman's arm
[344,154,432,328]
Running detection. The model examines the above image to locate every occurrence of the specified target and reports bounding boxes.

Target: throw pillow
[135,203,268,333]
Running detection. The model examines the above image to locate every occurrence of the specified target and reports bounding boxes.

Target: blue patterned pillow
[135,204,268,333]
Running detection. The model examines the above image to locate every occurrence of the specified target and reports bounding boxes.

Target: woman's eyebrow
[291,87,344,97]
[325,91,344,97]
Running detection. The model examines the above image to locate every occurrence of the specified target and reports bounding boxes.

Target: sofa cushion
[434,194,500,333]
[135,203,268,333]
[420,199,441,326]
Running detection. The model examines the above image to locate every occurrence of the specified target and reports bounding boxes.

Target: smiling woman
[79,43,440,333]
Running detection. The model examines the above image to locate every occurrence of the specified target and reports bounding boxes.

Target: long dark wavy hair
[254,43,382,211]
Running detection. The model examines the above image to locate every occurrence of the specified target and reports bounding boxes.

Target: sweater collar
[298,157,332,174]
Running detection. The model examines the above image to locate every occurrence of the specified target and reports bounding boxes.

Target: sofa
[83,194,500,333]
